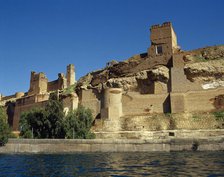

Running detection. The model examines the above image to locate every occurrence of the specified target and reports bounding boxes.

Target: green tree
[64,106,95,139]
[44,95,65,138]
[20,108,49,138]
[0,106,10,146]
[20,93,65,139]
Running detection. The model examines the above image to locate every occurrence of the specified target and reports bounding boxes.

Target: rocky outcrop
[77,65,169,93]
[184,59,224,82]
[184,45,224,63]
[77,45,224,93]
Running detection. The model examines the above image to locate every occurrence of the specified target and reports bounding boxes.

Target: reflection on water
[0,152,223,176]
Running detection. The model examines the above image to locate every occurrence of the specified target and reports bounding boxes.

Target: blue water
[0,152,223,177]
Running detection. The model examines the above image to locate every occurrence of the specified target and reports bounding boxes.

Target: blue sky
[0,0,224,96]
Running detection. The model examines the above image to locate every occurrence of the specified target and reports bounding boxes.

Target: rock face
[77,45,224,93]
[184,59,224,82]
[77,65,169,93]
[184,45,224,62]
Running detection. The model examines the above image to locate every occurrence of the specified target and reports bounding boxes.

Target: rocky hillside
[77,45,224,92]
[184,45,224,88]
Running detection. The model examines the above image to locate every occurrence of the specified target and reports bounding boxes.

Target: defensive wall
[80,87,224,119]
[171,87,224,113]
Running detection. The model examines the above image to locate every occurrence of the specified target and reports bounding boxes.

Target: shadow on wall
[6,101,15,127]
[163,94,171,113]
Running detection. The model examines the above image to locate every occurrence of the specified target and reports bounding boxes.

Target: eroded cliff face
[184,60,224,82]
[77,45,224,93]
[183,45,224,89]
[77,65,169,93]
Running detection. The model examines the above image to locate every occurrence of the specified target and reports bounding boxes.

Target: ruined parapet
[101,88,123,120]
[67,64,76,86]
[28,71,48,95]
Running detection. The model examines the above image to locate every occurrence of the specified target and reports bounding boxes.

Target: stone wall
[47,80,60,92]
[122,92,170,115]
[80,89,101,118]
[184,88,224,112]
[95,129,224,140]
[0,134,223,153]
[12,95,48,131]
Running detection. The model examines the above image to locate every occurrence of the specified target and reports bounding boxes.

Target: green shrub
[63,84,76,95]
[20,93,65,139]
[194,55,207,62]
[0,107,10,146]
[19,93,95,139]
[64,106,95,139]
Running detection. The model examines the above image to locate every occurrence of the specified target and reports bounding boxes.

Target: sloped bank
[0,130,223,153]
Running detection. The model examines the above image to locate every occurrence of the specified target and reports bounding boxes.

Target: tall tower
[66,64,75,86]
[28,71,48,96]
[148,22,179,60]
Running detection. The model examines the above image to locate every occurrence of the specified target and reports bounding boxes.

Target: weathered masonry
[1,22,224,134]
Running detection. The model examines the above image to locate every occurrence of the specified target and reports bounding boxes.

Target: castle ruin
[1,22,224,137]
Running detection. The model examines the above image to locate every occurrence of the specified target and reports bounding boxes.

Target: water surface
[0,152,223,176]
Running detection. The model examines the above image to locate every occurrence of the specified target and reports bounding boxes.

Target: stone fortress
[1,22,224,138]
[0,64,77,131]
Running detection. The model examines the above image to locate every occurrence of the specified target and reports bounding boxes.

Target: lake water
[0,152,223,176]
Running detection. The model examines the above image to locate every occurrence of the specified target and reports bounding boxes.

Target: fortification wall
[184,88,224,112]
[122,92,170,115]
[171,54,201,93]
[80,89,101,118]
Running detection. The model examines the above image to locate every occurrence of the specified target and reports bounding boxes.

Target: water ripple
[0,152,223,176]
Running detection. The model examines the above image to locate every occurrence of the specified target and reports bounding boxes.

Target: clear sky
[0,0,224,96]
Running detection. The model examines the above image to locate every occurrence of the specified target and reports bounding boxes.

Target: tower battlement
[150,22,172,30]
